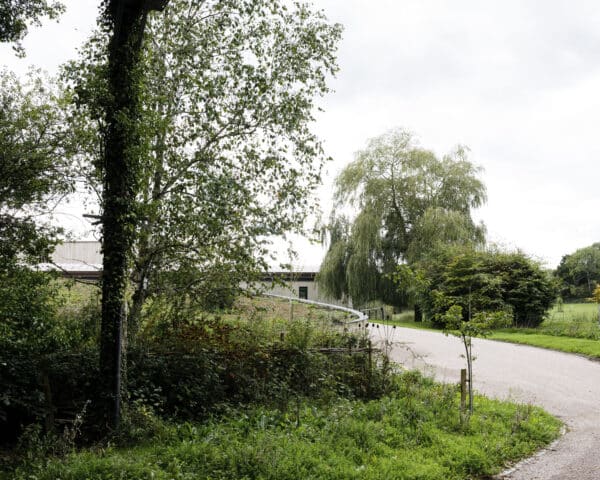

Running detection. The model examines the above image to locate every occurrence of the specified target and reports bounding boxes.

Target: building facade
[50,241,351,307]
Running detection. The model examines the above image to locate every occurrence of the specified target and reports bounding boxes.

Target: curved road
[370,326,600,480]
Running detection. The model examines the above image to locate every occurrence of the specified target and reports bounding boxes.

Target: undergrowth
[3,372,561,480]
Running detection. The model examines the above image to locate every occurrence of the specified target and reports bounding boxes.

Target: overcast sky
[3,0,600,268]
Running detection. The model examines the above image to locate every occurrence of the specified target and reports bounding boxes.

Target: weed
[7,372,562,480]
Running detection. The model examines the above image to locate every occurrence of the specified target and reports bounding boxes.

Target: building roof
[47,241,320,279]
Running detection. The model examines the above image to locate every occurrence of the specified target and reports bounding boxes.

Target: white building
[50,241,102,280]
[50,241,350,307]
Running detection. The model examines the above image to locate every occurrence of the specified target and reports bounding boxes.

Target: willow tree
[67,0,341,334]
[318,129,486,307]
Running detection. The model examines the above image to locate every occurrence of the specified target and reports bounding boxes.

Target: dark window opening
[299,286,308,299]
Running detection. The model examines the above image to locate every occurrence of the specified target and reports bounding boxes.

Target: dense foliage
[0,70,73,268]
[0,70,80,439]
[318,129,486,307]
[0,275,98,442]
[0,291,380,444]
[555,243,600,299]
[4,372,561,480]
[401,248,557,328]
[65,0,342,332]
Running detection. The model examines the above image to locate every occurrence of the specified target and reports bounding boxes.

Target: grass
[489,303,600,358]
[5,372,561,480]
[535,303,600,339]
[387,303,600,359]
[487,331,600,358]
[231,296,351,324]
[388,310,435,330]
[488,303,600,358]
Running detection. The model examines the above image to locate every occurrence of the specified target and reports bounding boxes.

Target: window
[298,286,308,299]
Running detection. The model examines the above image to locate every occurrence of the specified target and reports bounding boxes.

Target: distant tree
[555,243,600,299]
[406,207,486,263]
[0,0,65,55]
[318,129,486,307]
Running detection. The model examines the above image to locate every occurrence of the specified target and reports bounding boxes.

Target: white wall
[262,280,352,308]
[52,241,102,267]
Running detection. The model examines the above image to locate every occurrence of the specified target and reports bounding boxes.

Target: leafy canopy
[555,243,600,299]
[403,247,558,328]
[65,0,342,326]
[0,69,73,268]
[318,128,486,307]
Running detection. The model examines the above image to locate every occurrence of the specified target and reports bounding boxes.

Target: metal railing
[263,293,368,323]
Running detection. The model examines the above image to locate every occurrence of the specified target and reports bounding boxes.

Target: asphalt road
[370,325,600,480]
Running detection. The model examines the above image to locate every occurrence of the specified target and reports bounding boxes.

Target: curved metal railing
[263,293,368,323]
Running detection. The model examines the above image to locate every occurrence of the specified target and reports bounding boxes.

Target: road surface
[370,325,600,480]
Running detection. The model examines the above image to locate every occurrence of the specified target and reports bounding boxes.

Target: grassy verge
[488,331,600,358]
[486,303,600,358]
[387,310,436,331]
[387,304,600,359]
[5,372,561,480]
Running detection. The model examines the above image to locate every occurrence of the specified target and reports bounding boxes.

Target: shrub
[408,248,557,328]
[2,307,387,445]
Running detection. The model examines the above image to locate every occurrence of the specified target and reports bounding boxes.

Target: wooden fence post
[367,339,373,396]
[460,368,467,418]
[42,372,54,432]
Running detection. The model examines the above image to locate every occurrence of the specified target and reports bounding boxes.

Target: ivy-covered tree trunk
[100,0,167,431]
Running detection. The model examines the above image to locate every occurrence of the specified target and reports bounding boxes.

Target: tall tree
[318,128,486,307]
[98,0,168,431]
[66,0,341,333]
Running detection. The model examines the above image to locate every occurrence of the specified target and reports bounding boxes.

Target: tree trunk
[99,0,168,432]
[414,303,423,322]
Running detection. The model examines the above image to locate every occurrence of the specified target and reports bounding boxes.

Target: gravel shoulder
[374,326,600,480]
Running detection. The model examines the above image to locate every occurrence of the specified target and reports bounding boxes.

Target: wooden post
[42,372,54,433]
[367,339,373,396]
[460,368,467,417]
[289,299,294,322]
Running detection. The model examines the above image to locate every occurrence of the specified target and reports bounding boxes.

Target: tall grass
[6,372,561,480]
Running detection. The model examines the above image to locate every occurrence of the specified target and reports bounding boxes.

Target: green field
[539,302,600,339]
[488,332,600,358]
